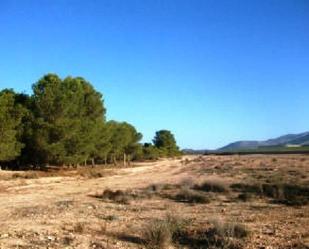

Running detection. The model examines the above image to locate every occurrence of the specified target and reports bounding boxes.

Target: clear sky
[0,0,308,149]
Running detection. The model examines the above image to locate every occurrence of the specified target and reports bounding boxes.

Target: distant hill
[288,133,309,145]
[218,131,309,151]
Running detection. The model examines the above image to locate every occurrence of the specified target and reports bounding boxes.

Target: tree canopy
[0,90,25,162]
[153,130,180,156]
[0,74,180,169]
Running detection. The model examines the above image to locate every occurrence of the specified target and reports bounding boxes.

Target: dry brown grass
[195,178,230,193]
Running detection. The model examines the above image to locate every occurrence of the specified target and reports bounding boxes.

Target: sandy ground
[0,155,308,248]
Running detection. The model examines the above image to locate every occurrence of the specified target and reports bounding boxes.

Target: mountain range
[218,131,309,151]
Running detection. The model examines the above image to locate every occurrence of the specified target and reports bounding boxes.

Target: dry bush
[143,220,172,249]
[143,215,248,249]
[195,178,230,193]
[209,219,249,239]
[173,189,210,204]
[143,214,185,249]
[100,189,131,204]
[174,219,249,249]
[145,180,211,204]
[237,193,253,202]
[202,219,249,249]
[231,182,309,206]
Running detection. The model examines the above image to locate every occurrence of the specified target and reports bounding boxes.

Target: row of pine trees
[0,74,180,169]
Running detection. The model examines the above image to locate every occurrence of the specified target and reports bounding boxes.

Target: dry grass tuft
[173,188,211,204]
[143,214,185,249]
[174,219,249,249]
[195,178,230,193]
[94,188,153,204]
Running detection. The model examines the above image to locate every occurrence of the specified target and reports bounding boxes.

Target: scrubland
[0,155,308,248]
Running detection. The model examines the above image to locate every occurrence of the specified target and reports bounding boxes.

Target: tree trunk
[123,153,126,166]
[91,158,95,168]
[104,155,107,165]
[127,154,131,166]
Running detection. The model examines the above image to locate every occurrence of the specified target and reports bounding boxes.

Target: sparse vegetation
[142,215,249,249]
[0,155,307,248]
[143,215,186,249]
[95,189,132,204]
[173,188,210,203]
[231,182,309,206]
[195,178,230,193]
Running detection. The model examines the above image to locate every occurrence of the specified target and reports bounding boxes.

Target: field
[0,155,308,249]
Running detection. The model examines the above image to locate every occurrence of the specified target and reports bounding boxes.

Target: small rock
[47,235,55,241]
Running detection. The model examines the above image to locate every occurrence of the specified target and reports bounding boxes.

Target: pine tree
[153,130,180,157]
[0,90,25,163]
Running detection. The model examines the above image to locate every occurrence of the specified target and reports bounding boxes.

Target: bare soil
[0,155,308,248]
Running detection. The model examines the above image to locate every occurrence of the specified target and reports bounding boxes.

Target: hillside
[219,131,309,151]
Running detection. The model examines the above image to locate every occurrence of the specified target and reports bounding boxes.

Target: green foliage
[30,74,106,165]
[0,90,25,162]
[142,143,161,160]
[0,73,180,168]
[153,130,180,157]
[107,121,142,164]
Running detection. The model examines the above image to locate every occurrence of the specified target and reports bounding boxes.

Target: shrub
[174,189,210,204]
[231,182,309,206]
[195,179,229,193]
[238,193,253,202]
[209,219,249,239]
[169,219,248,249]
[97,189,131,204]
[203,219,249,249]
[143,215,185,249]
[143,220,172,249]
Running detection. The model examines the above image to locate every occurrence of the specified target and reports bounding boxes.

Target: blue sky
[0,0,308,149]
